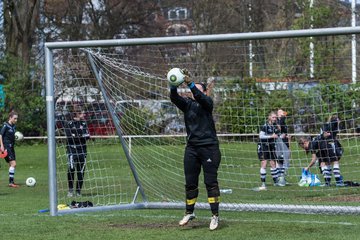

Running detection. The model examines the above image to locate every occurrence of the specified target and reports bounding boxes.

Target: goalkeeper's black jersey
[170,85,218,146]
[0,122,16,146]
[64,119,90,155]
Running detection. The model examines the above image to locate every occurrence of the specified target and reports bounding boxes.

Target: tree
[0,55,46,136]
[0,1,5,57]
[0,1,45,136]
[291,0,350,80]
[43,0,162,41]
[3,0,40,65]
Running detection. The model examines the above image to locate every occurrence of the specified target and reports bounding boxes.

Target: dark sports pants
[183,144,221,215]
[67,154,86,193]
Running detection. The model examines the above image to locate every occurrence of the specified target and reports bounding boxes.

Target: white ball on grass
[26,177,36,187]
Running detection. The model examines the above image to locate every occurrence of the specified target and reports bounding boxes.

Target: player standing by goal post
[64,108,90,197]
[170,69,221,231]
[0,111,20,188]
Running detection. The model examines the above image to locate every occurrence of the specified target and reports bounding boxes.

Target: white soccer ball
[15,131,24,141]
[26,177,36,187]
[167,68,185,87]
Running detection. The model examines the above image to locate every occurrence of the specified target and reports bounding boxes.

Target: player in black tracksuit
[64,110,90,197]
[170,72,221,230]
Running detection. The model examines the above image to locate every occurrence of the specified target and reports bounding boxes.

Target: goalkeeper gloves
[181,68,193,87]
[181,68,190,77]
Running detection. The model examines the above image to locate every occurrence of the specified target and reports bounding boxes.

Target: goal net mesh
[53,34,360,214]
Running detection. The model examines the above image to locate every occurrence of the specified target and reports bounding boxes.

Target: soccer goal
[45,27,360,216]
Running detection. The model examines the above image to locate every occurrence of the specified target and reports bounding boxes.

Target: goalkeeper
[170,69,221,231]
[64,108,90,197]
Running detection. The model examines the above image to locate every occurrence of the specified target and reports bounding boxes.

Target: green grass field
[1,144,360,240]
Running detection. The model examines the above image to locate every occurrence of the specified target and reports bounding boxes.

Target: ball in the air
[167,68,185,87]
[26,177,36,187]
[15,131,24,141]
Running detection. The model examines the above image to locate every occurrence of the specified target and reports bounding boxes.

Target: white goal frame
[45,26,360,216]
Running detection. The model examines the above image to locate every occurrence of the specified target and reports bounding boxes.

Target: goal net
[49,28,360,215]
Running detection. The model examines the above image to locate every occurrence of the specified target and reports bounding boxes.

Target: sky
[340,0,360,4]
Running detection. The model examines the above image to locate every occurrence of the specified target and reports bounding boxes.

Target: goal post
[87,52,147,203]
[46,27,360,216]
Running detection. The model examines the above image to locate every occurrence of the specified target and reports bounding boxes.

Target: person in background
[319,115,344,186]
[0,111,20,188]
[298,132,341,187]
[276,109,290,185]
[170,69,221,231]
[64,108,90,197]
[256,111,283,191]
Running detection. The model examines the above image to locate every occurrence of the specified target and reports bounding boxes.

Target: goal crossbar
[45,27,360,49]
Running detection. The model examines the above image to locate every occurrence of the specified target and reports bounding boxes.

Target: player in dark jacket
[64,110,90,197]
[0,111,19,188]
[170,69,221,230]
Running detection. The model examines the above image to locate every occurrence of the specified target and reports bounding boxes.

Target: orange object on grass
[0,149,8,158]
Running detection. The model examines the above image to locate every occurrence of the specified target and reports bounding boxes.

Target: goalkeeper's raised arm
[183,70,213,112]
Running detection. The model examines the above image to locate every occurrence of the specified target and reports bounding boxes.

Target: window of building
[168,8,188,20]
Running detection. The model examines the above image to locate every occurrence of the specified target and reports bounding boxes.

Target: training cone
[0,149,8,158]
